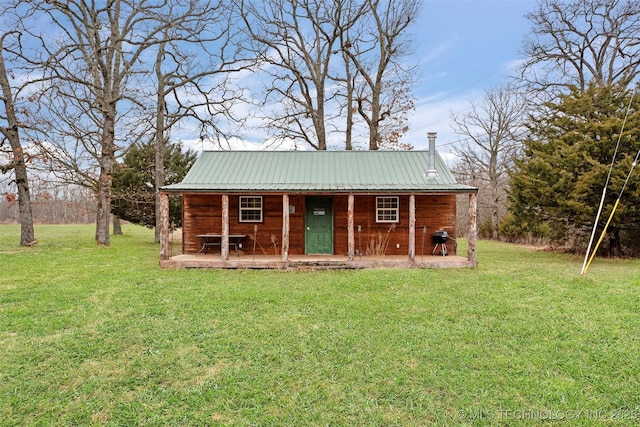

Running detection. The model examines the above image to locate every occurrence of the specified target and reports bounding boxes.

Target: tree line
[0,182,95,226]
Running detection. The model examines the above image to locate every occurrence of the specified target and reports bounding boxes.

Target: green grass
[1,224,639,426]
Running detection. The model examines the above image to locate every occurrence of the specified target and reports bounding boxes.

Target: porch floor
[160,253,476,269]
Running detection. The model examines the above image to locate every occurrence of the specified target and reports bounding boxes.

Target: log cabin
[159,136,478,269]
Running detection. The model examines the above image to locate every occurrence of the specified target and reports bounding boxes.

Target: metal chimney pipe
[426,132,438,178]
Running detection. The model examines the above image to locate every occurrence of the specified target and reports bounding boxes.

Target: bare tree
[240,0,418,150]
[153,41,169,243]
[240,0,359,150]
[0,26,36,246]
[334,3,364,151]
[20,0,237,246]
[519,0,640,97]
[341,0,420,150]
[150,4,254,242]
[21,0,162,245]
[451,85,527,240]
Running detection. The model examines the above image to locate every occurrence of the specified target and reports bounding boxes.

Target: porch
[159,192,479,269]
[160,253,476,270]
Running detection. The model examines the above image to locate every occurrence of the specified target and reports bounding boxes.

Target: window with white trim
[376,196,399,223]
[239,196,263,222]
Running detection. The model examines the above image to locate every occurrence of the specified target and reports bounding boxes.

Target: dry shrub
[366,224,395,256]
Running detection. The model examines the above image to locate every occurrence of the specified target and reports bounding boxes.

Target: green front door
[305,196,333,254]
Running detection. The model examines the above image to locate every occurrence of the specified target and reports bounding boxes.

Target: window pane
[241,197,262,209]
[376,197,399,223]
[239,196,263,222]
[242,210,261,221]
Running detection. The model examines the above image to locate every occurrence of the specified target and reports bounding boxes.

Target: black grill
[431,230,450,256]
[432,230,449,244]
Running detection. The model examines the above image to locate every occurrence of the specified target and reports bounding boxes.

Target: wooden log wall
[182,194,304,255]
[334,194,457,256]
[182,193,457,256]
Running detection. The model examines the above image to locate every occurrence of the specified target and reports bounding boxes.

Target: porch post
[221,194,229,260]
[159,192,170,261]
[408,194,416,262]
[347,194,355,260]
[468,192,478,264]
[282,194,290,263]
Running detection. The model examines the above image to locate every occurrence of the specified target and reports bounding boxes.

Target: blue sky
[405,0,537,151]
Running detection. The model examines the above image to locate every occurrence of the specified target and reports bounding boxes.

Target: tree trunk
[491,205,499,240]
[0,42,36,246]
[154,42,166,244]
[95,175,111,245]
[341,39,355,151]
[368,93,381,151]
[95,111,116,246]
[314,86,327,150]
[345,85,354,151]
[490,153,500,240]
[113,215,123,235]
[15,154,36,246]
[608,227,622,258]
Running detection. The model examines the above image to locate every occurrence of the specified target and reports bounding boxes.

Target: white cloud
[181,136,309,153]
[417,39,458,65]
[404,90,480,151]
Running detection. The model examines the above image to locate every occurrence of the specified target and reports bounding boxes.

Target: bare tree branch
[519,0,640,99]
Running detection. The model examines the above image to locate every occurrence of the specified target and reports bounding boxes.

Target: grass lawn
[1,224,639,426]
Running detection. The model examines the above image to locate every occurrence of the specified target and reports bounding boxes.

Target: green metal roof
[161,150,477,193]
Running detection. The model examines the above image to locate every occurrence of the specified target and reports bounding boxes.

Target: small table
[196,234,246,256]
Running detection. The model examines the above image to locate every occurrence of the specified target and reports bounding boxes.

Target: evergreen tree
[112,140,196,228]
[507,82,640,255]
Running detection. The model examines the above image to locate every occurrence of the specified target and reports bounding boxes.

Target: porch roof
[162,150,477,193]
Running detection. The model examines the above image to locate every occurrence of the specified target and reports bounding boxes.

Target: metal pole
[253,224,258,261]
[358,225,362,260]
